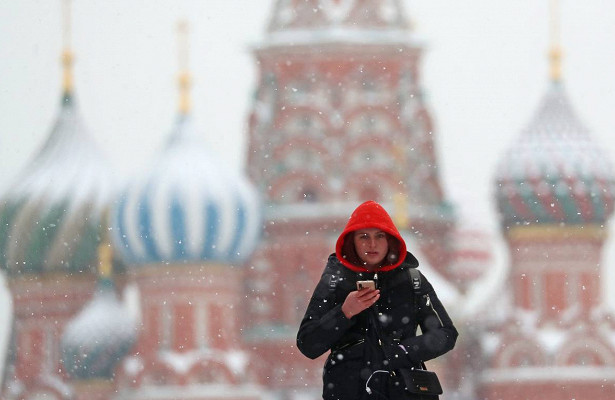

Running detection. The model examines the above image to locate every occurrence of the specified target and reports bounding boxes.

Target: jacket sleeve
[399,272,458,364]
[296,266,356,359]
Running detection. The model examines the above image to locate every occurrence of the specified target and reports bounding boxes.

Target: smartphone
[356,280,376,291]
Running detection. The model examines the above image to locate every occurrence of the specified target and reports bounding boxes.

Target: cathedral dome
[0,94,113,277]
[61,277,136,380]
[111,115,261,266]
[494,82,615,228]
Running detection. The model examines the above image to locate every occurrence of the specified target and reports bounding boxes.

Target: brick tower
[245,1,456,397]
[482,12,615,399]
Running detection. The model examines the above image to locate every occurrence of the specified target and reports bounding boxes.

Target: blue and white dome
[112,115,261,265]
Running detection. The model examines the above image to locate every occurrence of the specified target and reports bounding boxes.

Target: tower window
[302,189,317,202]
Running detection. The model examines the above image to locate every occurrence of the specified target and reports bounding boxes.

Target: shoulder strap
[328,274,339,293]
[408,268,421,292]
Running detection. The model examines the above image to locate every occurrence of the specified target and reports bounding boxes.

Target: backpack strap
[408,268,421,292]
[328,274,339,293]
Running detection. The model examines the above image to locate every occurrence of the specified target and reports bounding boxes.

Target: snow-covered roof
[258,0,421,49]
[61,279,136,380]
[258,28,418,49]
[267,0,410,32]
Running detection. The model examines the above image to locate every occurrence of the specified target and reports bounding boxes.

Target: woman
[297,200,458,399]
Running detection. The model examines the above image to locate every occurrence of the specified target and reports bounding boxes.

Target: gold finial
[393,192,409,228]
[98,241,113,278]
[549,0,562,82]
[393,145,410,228]
[61,0,74,94]
[177,20,192,115]
[97,208,113,278]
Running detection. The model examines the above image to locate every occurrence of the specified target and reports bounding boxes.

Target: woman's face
[353,228,389,270]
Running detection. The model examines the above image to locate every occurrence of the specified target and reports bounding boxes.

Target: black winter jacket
[297,252,458,400]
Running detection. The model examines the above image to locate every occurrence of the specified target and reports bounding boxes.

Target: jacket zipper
[326,339,366,370]
[335,338,365,351]
[424,294,444,327]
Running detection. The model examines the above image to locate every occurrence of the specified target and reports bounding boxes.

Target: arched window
[347,111,394,138]
[302,188,318,202]
[282,147,325,173]
[497,340,543,368]
[272,174,324,205]
[349,147,390,170]
[559,339,614,367]
[283,113,327,139]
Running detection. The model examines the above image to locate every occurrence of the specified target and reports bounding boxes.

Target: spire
[61,0,74,100]
[548,0,562,82]
[177,20,191,115]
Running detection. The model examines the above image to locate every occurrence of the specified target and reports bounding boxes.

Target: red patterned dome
[494,82,615,228]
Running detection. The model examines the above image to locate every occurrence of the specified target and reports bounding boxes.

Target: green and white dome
[0,94,113,277]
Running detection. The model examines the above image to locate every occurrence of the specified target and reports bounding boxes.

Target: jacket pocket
[323,340,365,399]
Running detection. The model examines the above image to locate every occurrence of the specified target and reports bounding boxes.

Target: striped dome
[494,83,615,228]
[112,115,261,265]
[0,95,113,276]
[61,278,136,380]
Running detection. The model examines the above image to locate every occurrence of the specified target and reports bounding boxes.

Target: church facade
[1,1,615,400]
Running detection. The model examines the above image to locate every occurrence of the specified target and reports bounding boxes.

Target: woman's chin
[361,259,384,270]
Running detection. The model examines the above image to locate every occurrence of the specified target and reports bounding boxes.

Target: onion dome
[0,52,112,277]
[494,82,615,228]
[112,115,260,266]
[111,25,260,266]
[61,240,136,380]
[495,14,615,229]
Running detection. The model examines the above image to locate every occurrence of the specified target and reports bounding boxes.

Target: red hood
[335,201,407,272]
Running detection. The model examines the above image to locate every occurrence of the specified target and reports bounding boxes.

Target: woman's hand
[341,288,380,319]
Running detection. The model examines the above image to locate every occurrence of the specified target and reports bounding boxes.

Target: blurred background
[1,1,615,399]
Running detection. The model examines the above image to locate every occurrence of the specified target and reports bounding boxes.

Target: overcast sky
[2,1,615,233]
[2,0,615,381]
